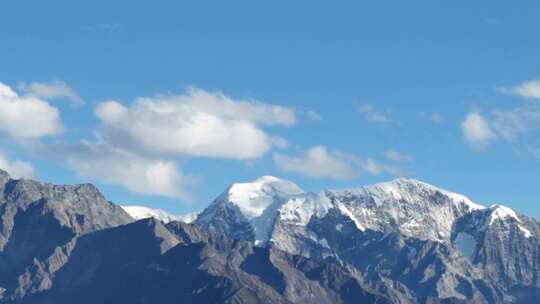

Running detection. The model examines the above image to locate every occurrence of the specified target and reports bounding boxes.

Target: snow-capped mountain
[121,205,199,223]
[2,169,540,303]
[196,176,494,249]
[195,176,540,302]
[196,175,304,243]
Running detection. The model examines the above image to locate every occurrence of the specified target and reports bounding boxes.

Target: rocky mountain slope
[18,218,404,304]
[0,169,132,299]
[0,169,539,303]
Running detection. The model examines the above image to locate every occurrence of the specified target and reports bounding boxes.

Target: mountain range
[0,169,538,303]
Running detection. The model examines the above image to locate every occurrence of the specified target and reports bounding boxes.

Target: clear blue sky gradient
[1,1,539,217]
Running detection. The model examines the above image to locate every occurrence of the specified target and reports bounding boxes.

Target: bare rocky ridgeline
[0,170,539,303]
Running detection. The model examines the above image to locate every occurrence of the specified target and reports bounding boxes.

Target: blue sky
[1,1,540,217]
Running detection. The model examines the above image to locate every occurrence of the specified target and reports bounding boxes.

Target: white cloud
[0,82,63,139]
[357,104,391,123]
[461,79,540,153]
[18,80,84,106]
[164,87,296,126]
[270,136,289,149]
[461,112,496,149]
[0,153,34,179]
[491,107,540,140]
[501,79,540,100]
[461,106,540,151]
[305,110,323,121]
[57,141,189,199]
[33,87,299,199]
[94,87,296,159]
[273,146,359,180]
[384,149,411,162]
[273,145,400,180]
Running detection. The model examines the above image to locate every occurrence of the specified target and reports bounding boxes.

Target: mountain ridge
[196,176,503,246]
[0,169,539,303]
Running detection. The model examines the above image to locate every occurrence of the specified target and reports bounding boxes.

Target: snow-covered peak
[488,204,520,225]
[121,205,199,224]
[194,176,305,245]
[224,176,304,219]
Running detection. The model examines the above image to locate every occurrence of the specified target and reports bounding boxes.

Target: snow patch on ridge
[489,205,520,225]
[486,205,533,238]
[122,205,198,224]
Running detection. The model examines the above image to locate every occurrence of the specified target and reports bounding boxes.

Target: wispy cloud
[18,80,84,106]
[429,113,444,124]
[462,78,540,155]
[304,110,323,121]
[498,79,540,100]
[0,152,34,179]
[273,145,402,180]
[357,104,392,123]
[384,149,412,162]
